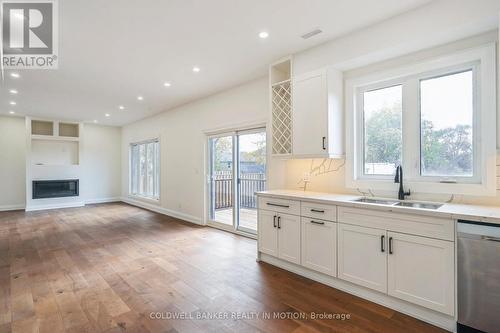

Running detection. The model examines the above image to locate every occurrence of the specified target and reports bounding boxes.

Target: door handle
[482,235,500,242]
[389,237,393,254]
[381,235,385,252]
[266,202,290,208]
[273,215,277,228]
[322,137,326,150]
[310,220,325,225]
[310,209,325,213]
[277,216,281,229]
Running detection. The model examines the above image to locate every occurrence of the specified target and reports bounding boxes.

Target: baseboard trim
[259,253,456,333]
[25,202,86,212]
[121,197,203,225]
[0,204,25,212]
[85,197,121,204]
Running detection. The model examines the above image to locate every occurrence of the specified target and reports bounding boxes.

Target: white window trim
[129,138,161,202]
[345,43,496,196]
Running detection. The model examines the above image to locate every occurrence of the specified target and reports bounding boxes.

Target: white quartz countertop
[257,189,500,225]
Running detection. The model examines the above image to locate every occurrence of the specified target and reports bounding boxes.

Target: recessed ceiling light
[105,113,110,117]
[10,73,20,78]
[259,31,269,39]
[9,111,15,115]
[9,101,16,105]
[192,66,200,73]
[163,82,171,87]
[9,89,18,94]
[118,105,125,110]
[137,96,143,101]
[93,120,98,123]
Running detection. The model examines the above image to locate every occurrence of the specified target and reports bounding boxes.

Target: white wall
[121,77,286,224]
[0,116,26,210]
[81,124,122,203]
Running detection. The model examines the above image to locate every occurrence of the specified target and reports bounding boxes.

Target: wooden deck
[0,203,446,333]
[214,207,257,231]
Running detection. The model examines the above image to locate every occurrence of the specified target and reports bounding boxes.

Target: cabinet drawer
[338,206,454,241]
[301,201,336,221]
[258,197,300,216]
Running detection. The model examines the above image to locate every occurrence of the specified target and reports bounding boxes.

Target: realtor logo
[1,0,58,69]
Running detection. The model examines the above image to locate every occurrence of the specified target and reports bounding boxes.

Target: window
[420,70,473,177]
[346,44,496,195]
[363,85,402,175]
[130,139,160,199]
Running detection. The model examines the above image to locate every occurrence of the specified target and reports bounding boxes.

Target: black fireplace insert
[32,179,79,199]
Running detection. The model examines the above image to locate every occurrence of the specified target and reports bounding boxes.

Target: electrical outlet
[302,172,311,182]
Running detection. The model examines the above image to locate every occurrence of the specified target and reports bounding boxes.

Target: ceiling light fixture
[105,113,110,117]
[9,89,18,94]
[9,111,15,114]
[163,82,171,87]
[259,31,269,39]
[137,96,143,101]
[192,66,200,73]
[9,101,16,105]
[93,120,98,123]
[10,73,20,78]
[118,105,125,110]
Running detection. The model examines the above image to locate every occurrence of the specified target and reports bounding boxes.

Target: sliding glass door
[208,128,266,234]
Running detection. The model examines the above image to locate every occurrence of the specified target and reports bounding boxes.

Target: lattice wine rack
[271,80,292,155]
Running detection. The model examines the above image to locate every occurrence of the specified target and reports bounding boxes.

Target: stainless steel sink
[354,198,398,205]
[395,201,443,210]
[352,197,443,210]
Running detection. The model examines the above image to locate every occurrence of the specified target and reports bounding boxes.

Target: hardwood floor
[0,203,447,333]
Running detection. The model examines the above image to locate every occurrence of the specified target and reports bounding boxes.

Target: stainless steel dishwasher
[458,220,500,333]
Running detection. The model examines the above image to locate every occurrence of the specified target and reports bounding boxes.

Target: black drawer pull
[322,137,326,150]
[277,216,281,229]
[273,215,277,228]
[381,235,385,252]
[389,237,393,254]
[266,202,290,208]
[310,220,325,225]
[310,209,325,213]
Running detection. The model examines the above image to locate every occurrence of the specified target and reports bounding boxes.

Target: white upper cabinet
[292,68,344,158]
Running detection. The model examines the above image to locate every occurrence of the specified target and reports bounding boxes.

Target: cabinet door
[258,210,278,257]
[292,70,328,156]
[387,232,454,315]
[338,223,387,293]
[277,213,301,264]
[301,218,337,276]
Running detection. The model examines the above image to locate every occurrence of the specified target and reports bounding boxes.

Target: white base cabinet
[387,232,455,316]
[257,194,456,322]
[337,223,387,293]
[258,209,300,265]
[301,218,337,276]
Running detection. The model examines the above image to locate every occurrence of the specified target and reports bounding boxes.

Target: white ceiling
[0,0,434,126]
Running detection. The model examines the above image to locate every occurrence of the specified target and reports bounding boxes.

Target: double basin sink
[353,197,443,210]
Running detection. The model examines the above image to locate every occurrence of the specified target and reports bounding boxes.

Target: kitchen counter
[257,189,500,225]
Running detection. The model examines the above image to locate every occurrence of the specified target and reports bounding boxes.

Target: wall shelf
[31,134,80,142]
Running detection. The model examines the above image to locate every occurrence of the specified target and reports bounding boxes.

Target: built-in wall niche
[31,120,54,136]
[59,122,79,137]
[31,140,79,166]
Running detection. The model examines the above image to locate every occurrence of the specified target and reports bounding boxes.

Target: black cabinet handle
[273,215,277,228]
[311,209,325,213]
[277,216,281,229]
[389,237,393,254]
[322,137,326,150]
[267,202,290,208]
[381,235,385,252]
[311,220,325,225]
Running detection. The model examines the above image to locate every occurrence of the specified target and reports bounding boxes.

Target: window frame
[129,138,160,201]
[345,44,496,196]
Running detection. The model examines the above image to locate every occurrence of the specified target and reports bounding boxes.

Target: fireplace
[32,179,79,199]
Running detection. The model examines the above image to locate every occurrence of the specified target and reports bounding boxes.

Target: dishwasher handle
[482,235,500,242]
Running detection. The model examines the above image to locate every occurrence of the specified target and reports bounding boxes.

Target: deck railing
[214,171,265,209]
